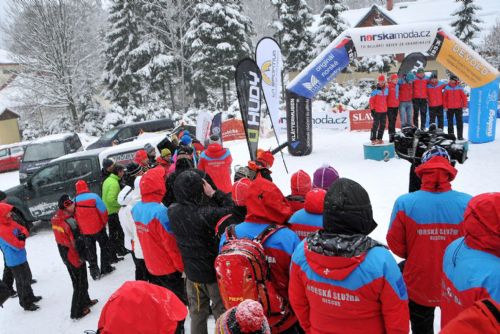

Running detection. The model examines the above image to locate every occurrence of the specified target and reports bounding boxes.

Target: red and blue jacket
[443,83,468,109]
[398,79,413,102]
[426,81,447,107]
[288,189,325,240]
[219,221,301,332]
[387,82,400,108]
[132,168,183,276]
[198,144,233,193]
[0,203,28,267]
[51,209,83,268]
[289,239,409,334]
[74,180,108,235]
[412,75,428,99]
[387,157,471,307]
[369,85,388,113]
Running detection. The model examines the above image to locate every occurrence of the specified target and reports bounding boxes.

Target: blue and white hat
[421,146,450,164]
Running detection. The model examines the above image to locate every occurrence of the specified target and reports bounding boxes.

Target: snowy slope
[1,122,499,333]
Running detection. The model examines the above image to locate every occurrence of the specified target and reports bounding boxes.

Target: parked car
[19,133,82,183]
[87,118,175,150]
[4,133,165,223]
[0,142,29,173]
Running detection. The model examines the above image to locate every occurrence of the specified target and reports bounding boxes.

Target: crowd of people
[369,69,468,145]
[0,127,498,334]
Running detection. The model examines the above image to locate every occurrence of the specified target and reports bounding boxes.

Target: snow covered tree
[103,0,147,109]
[273,0,315,72]
[451,0,482,49]
[185,0,254,110]
[479,19,500,70]
[352,55,395,73]
[314,0,349,54]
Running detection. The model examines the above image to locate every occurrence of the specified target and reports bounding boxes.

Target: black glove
[16,232,27,241]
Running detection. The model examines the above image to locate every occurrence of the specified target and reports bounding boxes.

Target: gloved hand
[16,232,27,241]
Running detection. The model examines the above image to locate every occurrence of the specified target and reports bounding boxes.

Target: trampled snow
[1,121,499,333]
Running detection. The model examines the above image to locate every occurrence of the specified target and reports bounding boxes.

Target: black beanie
[323,178,377,235]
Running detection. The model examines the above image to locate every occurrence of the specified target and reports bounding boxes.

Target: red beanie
[304,188,326,214]
[390,73,398,80]
[215,299,271,334]
[75,180,90,194]
[378,74,386,82]
[290,170,312,196]
[232,178,252,207]
[257,150,274,168]
[134,150,148,166]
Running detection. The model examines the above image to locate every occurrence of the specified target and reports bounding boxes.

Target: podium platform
[363,142,395,161]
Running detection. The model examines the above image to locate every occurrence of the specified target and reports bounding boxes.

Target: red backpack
[215,224,289,327]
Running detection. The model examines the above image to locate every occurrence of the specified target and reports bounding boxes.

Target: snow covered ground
[1,122,499,333]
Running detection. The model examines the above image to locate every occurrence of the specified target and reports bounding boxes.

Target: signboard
[221,119,246,142]
[281,111,349,130]
[349,109,401,131]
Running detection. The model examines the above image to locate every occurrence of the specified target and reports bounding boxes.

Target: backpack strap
[481,299,500,324]
[225,224,237,240]
[215,214,232,236]
[254,224,285,245]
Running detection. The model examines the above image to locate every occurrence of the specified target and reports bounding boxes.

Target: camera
[394,124,468,165]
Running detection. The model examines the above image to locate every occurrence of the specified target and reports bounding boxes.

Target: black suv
[87,118,175,149]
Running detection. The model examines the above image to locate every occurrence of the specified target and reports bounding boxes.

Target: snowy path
[1,122,499,333]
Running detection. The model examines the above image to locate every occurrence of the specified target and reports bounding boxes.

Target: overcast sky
[0,0,10,49]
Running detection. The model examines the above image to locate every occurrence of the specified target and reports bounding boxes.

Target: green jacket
[102,174,121,214]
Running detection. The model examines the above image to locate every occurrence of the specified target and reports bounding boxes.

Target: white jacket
[118,176,143,259]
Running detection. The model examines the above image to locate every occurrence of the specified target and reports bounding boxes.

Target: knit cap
[313,165,339,191]
[215,300,271,334]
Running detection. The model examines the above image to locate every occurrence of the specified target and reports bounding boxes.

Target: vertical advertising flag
[286,90,312,156]
[398,52,427,76]
[210,112,223,145]
[468,78,499,143]
[235,58,263,161]
[256,37,283,140]
[196,111,212,144]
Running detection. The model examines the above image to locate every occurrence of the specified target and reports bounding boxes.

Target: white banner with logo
[195,111,212,144]
[256,37,283,140]
[281,111,350,131]
[348,23,439,57]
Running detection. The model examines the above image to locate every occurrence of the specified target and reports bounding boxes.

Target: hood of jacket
[305,231,382,280]
[415,156,457,192]
[245,178,292,225]
[290,170,312,196]
[140,168,166,202]
[464,192,500,257]
[0,203,13,222]
[173,170,204,205]
[304,188,326,214]
[75,180,90,194]
[206,143,226,158]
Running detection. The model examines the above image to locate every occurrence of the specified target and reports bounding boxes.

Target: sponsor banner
[256,37,283,139]
[468,78,499,143]
[349,23,439,57]
[196,111,212,144]
[221,119,246,142]
[280,111,349,130]
[286,90,312,156]
[398,52,427,76]
[287,32,354,99]
[235,58,263,161]
[349,109,401,131]
[210,112,223,144]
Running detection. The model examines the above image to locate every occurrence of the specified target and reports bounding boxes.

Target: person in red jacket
[443,75,468,140]
[387,147,472,334]
[198,134,233,193]
[387,73,400,142]
[97,281,188,334]
[288,188,326,240]
[427,74,447,129]
[369,75,389,145]
[412,68,429,129]
[399,73,414,127]
[286,169,312,214]
[289,178,409,334]
[74,180,114,280]
[52,195,98,319]
[440,298,500,334]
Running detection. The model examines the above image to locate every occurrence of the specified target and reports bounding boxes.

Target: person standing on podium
[369,75,389,145]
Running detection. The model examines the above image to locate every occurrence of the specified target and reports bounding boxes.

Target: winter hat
[125,162,142,177]
[134,149,149,165]
[215,299,271,334]
[144,143,156,156]
[256,150,274,168]
[209,134,220,144]
[421,146,450,164]
[463,192,500,257]
[97,281,187,334]
[103,158,115,170]
[75,180,90,194]
[245,177,292,225]
[0,203,13,219]
[377,74,386,82]
[58,194,74,210]
[323,178,377,235]
[417,68,425,73]
[173,170,204,205]
[313,165,339,191]
[232,178,252,207]
[390,73,398,81]
[290,170,312,196]
[305,188,326,215]
[113,164,125,175]
[180,134,192,145]
[430,73,438,79]
[449,75,459,82]
[161,148,172,158]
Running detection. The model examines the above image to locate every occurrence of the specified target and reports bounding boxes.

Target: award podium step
[363,142,395,161]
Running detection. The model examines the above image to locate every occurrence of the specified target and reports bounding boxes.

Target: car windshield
[100,128,121,141]
[23,142,65,162]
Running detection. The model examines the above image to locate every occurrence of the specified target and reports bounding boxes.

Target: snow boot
[24,304,40,311]
[100,266,115,277]
[88,299,98,307]
[71,307,91,320]
[90,267,101,280]
[31,296,42,303]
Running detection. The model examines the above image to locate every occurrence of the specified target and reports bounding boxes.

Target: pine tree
[314,0,349,54]
[451,0,482,49]
[185,0,254,110]
[480,19,500,70]
[273,0,314,73]
[103,0,146,109]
